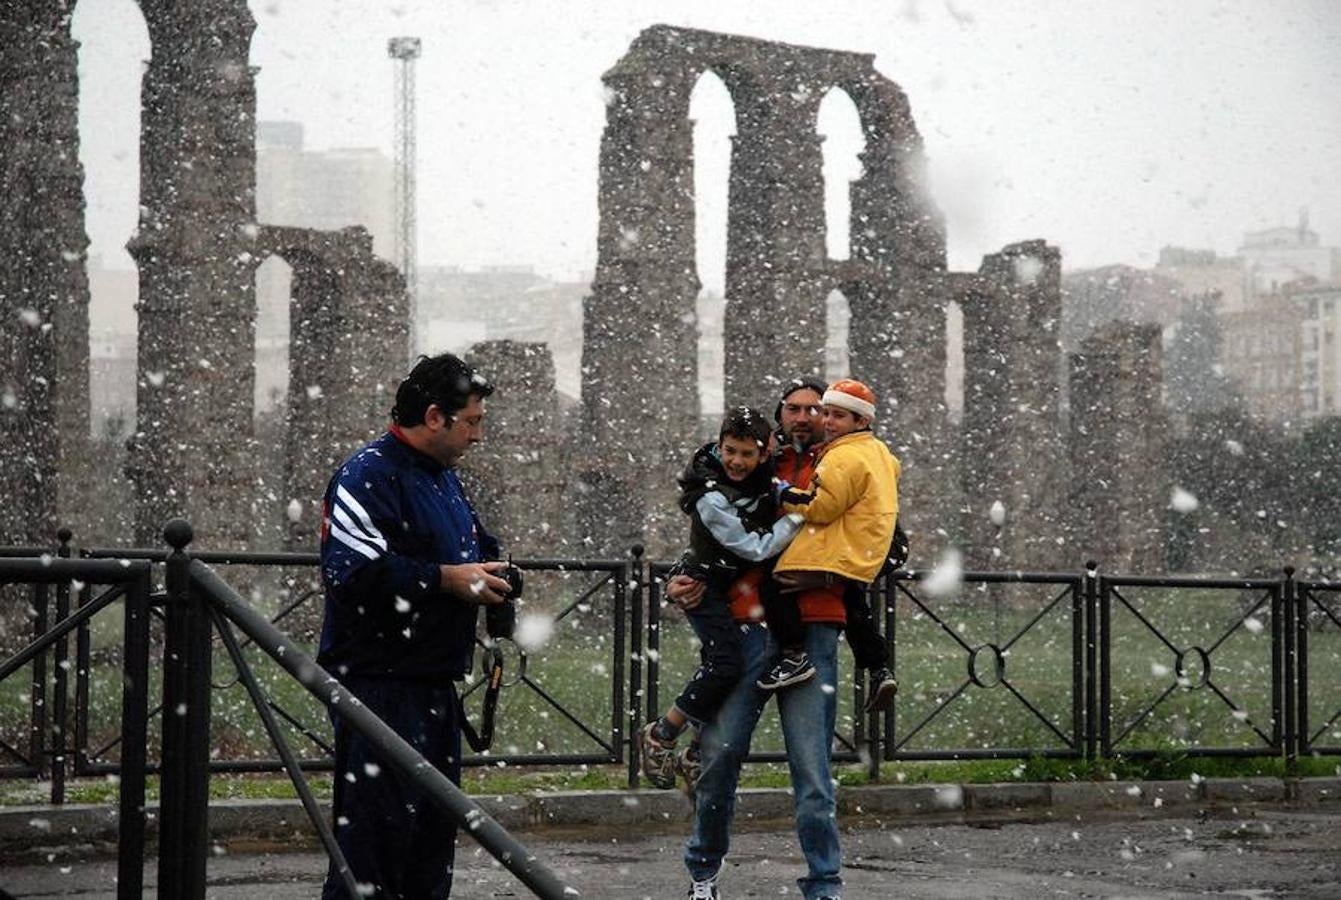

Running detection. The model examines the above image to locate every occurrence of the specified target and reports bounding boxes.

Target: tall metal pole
[388,37,422,355]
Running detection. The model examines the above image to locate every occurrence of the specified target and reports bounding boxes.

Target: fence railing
[0,525,577,899]
[2,532,1339,812]
[0,552,152,897]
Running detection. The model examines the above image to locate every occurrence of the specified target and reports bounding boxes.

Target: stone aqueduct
[2,12,1147,569]
[580,26,1069,565]
[2,2,406,552]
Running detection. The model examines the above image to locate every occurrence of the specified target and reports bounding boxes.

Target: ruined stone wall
[0,3,92,546]
[581,25,950,558]
[1067,321,1168,572]
[1,13,1178,576]
[579,26,704,556]
[0,4,415,555]
[127,1,260,548]
[842,77,949,561]
[258,226,407,549]
[462,341,567,557]
[959,241,1068,570]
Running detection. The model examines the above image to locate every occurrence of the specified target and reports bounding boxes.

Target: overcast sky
[74,0,1341,292]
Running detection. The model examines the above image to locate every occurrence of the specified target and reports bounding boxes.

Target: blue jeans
[685,623,843,900]
[322,676,462,900]
[675,587,744,724]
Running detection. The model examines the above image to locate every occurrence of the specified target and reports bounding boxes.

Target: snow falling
[1,4,1340,897]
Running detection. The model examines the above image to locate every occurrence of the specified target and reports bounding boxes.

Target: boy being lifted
[757,378,900,712]
[637,406,805,789]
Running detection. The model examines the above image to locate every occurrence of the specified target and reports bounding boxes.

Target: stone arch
[580,25,952,557]
[824,288,852,382]
[253,254,292,416]
[581,27,778,554]
[74,0,149,447]
[254,225,406,548]
[817,87,865,263]
[0,3,104,543]
[688,69,733,419]
[945,298,965,423]
[120,0,263,546]
[689,68,735,295]
[5,2,410,551]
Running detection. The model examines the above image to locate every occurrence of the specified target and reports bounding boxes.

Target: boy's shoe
[687,875,719,899]
[636,721,678,789]
[755,652,816,691]
[863,667,898,714]
[677,741,703,799]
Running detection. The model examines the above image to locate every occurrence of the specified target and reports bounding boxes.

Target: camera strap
[460,645,504,753]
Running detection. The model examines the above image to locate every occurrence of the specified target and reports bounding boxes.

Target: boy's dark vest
[677,442,777,579]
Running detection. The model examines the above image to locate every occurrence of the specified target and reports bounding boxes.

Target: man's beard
[789,428,820,450]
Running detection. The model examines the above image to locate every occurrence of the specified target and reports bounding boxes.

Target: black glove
[884,521,910,573]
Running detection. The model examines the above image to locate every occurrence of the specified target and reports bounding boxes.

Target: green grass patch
[3,754,1337,808]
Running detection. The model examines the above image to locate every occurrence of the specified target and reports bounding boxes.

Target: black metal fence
[0,525,579,900]
[3,532,1339,812]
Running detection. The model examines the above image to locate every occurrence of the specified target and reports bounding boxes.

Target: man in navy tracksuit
[318,352,512,900]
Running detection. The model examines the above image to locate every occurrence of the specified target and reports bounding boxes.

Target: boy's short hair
[718,406,771,448]
[392,353,495,427]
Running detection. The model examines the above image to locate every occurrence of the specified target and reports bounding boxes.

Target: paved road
[4,809,1340,898]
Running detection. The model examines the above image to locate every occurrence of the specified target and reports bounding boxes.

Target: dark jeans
[686,623,844,899]
[674,583,745,725]
[763,576,889,671]
[322,675,462,900]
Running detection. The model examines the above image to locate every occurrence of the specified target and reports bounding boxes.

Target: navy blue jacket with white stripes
[317,427,500,682]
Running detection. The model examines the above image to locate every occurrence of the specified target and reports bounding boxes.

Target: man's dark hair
[718,406,771,448]
[774,375,828,425]
[391,353,494,426]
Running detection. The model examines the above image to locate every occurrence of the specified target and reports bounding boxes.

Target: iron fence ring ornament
[968,643,1006,688]
[1174,646,1211,690]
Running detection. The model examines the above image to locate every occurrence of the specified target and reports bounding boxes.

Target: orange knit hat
[822,378,877,421]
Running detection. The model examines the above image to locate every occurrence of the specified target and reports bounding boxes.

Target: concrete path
[4,808,1340,898]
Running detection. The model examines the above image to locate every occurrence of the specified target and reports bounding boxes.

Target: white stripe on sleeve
[334,484,388,549]
[331,502,388,551]
[329,522,381,560]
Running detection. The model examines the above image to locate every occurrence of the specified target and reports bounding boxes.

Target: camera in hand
[501,561,524,600]
[484,559,523,640]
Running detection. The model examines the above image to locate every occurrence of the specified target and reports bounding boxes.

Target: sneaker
[636,721,678,789]
[863,667,898,714]
[755,652,816,691]
[677,741,703,798]
[687,875,719,899]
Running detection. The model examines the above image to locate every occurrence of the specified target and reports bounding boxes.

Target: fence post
[865,577,884,781]
[1282,566,1297,775]
[157,520,211,900]
[884,569,897,763]
[29,582,49,792]
[50,527,73,805]
[117,566,152,900]
[627,545,644,789]
[1084,561,1099,761]
[1295,569,1310,765]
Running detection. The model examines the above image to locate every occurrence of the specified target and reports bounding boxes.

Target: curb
[3,777,1339,859]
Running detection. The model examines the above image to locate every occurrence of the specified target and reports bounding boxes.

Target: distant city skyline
[71,0,1341,297]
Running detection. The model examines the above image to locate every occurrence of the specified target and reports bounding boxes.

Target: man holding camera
[317,352,514,900]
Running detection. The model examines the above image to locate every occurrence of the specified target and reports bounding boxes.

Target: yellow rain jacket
[775,429,901,584]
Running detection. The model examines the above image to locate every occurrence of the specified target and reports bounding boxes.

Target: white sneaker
[687,875,719,899]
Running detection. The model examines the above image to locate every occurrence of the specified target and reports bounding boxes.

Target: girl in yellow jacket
[757,379,901,712]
